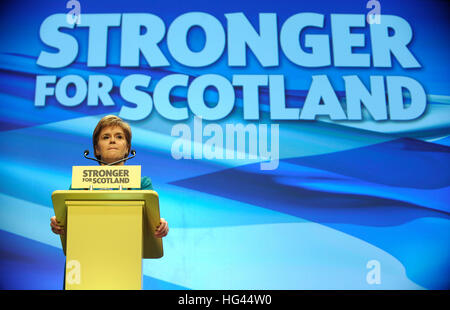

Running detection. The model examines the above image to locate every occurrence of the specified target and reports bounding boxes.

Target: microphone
[106,150,136,166]
[84,150,108,165]
[83,150,136,166]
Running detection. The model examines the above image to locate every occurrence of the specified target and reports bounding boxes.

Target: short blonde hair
[93,115,132,160]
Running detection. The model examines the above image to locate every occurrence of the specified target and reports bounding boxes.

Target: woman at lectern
[50,115,169,238]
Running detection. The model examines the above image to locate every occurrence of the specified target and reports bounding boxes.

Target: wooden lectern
[52,190,163,290]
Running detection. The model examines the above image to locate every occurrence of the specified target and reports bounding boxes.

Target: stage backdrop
[0,0,449,289]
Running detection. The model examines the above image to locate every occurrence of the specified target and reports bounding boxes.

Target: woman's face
[95,126,129,165]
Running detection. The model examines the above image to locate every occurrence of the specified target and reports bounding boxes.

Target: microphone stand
[83,150,137,166]
[106,150,136,166]
[84,150,108,165]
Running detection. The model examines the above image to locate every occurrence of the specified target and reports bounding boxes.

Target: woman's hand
[50,216,65,235]
[155,218,169,238]
[51,216,168,237]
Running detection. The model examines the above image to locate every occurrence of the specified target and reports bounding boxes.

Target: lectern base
[64,202,144,290]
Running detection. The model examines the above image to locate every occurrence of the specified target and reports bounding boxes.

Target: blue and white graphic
[0,0,448,290]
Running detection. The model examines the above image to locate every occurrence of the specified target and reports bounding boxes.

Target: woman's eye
[116,135,123,139]
[102,136,109,140]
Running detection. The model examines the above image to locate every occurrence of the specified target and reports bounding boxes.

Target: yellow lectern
[52,190,163,290]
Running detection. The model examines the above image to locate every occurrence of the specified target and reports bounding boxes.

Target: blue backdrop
[0,0,449,290]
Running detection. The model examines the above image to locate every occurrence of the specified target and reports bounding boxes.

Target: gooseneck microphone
[83,150,136,166]
[84,150,108,165]
[106,150,136,166]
